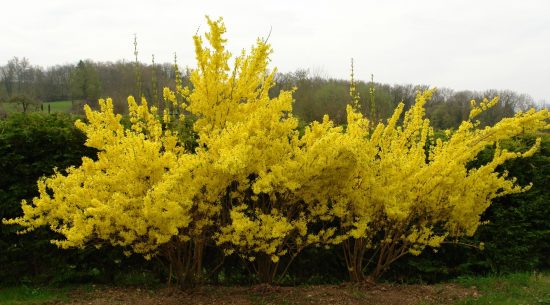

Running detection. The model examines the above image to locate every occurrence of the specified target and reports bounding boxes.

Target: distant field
[1,100,73,114]
[43,100,73,113]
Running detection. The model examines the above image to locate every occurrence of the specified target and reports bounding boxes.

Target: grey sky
[1,0,549,103]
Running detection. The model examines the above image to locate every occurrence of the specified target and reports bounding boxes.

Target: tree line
[0,57,179,114]
[273,69,543,129]
[0,56,545,129]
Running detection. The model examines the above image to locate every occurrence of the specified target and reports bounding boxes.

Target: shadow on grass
[0,285,71,305]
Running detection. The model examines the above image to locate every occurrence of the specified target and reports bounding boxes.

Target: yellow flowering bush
[4,16,549,286]
[338,89,549,282]
[177,17,358,283]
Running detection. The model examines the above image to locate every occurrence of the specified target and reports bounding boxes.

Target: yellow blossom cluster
[6,97,186,255]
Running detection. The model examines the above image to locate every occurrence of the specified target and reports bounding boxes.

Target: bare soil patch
[43,282,478,305]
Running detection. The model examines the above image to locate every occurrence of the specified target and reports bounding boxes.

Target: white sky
[1,0,549,103]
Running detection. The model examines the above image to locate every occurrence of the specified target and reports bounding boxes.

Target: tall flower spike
[134,34,142,98]
[151,54,158,108]
[349,58,361,110]
[174,52,182,92]
[369,73,376,122]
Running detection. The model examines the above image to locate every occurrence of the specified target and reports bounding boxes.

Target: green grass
[455,272,550,305]
[0,286,69,305]
[1,100,73,114]
[43,101,73,113]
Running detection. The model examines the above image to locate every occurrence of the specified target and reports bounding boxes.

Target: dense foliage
[2,18,549,286]
[0,113,102,284]
[476,135,550,272]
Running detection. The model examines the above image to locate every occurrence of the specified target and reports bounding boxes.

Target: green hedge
[0,113,160,285]
[465,134,549,272]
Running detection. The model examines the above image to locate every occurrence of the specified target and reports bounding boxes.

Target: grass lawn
[455,272,550,305]
[0,286,70,305]
[43,100,73,113]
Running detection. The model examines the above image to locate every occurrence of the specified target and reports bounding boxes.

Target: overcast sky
[1,0,549,103]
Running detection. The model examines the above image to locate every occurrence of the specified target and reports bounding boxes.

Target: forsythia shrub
[3,17,550,285]
[337,88,549,282]
[157,17,357,283]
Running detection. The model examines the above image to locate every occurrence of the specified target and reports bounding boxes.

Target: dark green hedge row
[1,113,548,285]
[0,113,160,285]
